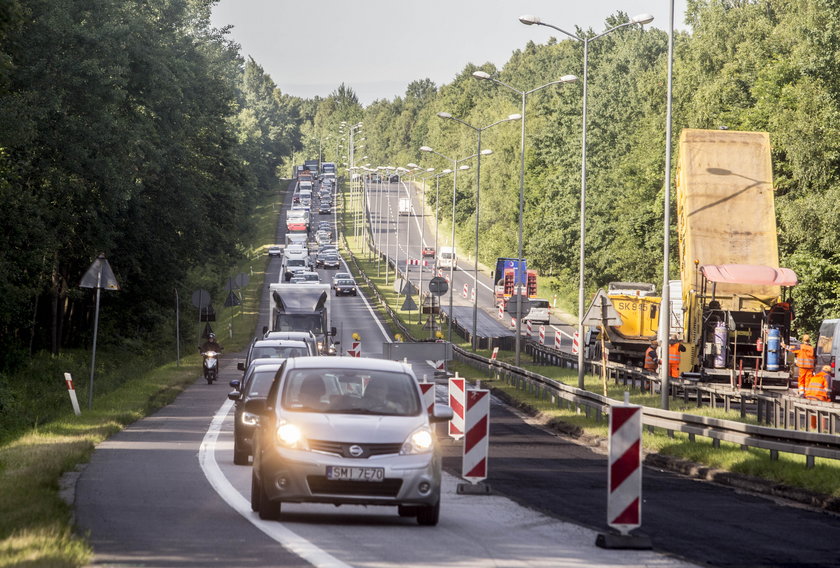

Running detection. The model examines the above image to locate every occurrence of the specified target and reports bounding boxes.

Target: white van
[522,298,551,325]
[438,246,456,269]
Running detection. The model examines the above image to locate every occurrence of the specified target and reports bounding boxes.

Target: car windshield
[287,259,306,267]
[281,369,421,416]
[245,368,279,397]
[337,280,354,286]
[251,346,308,360]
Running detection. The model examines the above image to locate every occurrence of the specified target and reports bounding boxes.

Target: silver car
[249,357,452,525]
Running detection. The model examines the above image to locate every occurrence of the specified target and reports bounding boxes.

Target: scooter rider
[200,333,223,354]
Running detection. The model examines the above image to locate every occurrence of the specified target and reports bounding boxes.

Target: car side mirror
[229,379,241,390]
[227,390,241,401]
[330,327,337,336]
[429,403,454,423]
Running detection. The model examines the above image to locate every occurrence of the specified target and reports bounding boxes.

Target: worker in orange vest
[668,336,686,379]
[803,365,831,402]
[783,334,815,395]
[644,340,659,372]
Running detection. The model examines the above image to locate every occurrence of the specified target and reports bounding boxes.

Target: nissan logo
[348,445,364,457]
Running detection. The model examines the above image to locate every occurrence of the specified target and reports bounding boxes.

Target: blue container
[714,322,728,368]
[766,327,781,371]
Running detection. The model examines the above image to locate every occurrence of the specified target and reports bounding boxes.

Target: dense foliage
[306,0,840,335]
[0,0,302,371]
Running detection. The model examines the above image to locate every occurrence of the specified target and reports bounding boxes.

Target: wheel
[257,478,281,520]
[416,499,440,526]
[397,505,418,517]
[233,437,249,465]
[250,470,261,512]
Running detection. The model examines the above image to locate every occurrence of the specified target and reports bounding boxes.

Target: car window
[280,369,420,416]
[337,280,354,285]
[245,368,280,397]
[532,300,550,309]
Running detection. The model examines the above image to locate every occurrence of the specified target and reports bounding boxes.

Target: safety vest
[804,371,830,402]
[668,343,681,378]
[793,344,815,370]
[644,347,657,371]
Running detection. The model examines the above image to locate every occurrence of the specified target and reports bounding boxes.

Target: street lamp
[472,71,577,366]
[437,111,521,351]
[520,12,653,388]
[421,145,488,342]
[406,164,435,323]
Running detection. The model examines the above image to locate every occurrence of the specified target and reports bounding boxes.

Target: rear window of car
[280,369,421,416]
[532,300,550,309]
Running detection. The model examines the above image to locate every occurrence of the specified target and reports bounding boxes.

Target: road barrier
[348,341,361,357]
[448,375,465,440]
[607,403,643,534]
[419,382,435,414]
[462,388,491,484]
[539,325,545,345]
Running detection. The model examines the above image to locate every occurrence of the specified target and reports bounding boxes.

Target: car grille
[307,476,403,497]
[308,439,403,458]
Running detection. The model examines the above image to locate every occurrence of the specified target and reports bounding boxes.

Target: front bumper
[258,446,441,507]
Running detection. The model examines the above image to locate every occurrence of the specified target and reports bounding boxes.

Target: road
[74,178,840,567]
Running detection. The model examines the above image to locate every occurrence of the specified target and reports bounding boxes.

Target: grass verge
[0,187,279,567]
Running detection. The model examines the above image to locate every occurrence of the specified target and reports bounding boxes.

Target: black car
[321,253,341,269]
[334,278,357,296]
[228,360,284,465]
[318,204,331,215]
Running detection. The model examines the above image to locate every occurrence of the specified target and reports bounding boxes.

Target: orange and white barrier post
[554,330,562,349]
[526,320,533,336]
[608,401,642,534]
[497,303,504,319]
[461,388,490,483]
[419,381,435,414]
[64,372,82,416]
[572,331,580,355]
[448,374,465,440]
[348,341,361,357]
[490,346,499,361]
[462,283,469,298]
[470,287,476,302]
[539,325,546,345]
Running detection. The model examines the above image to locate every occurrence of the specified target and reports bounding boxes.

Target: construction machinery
[677,129,797,389]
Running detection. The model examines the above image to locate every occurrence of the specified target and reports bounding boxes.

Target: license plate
[326,466,384,482]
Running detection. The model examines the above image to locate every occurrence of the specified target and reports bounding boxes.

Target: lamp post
[472,71,577,366]
[407,164,435,321]
[393,166,409,285]
[437,112,521,351]
[659,1,675,410]
[421,146,489,342]
[520,13,652,386]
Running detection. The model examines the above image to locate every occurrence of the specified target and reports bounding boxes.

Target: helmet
[822,365,831,373]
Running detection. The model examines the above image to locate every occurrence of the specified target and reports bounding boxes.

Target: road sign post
[79,254,120,410]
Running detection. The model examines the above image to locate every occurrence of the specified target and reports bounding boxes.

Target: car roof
[264,331,315,340]
[284,356,413,374]
[252,339,309,348]
[246,359,285,371]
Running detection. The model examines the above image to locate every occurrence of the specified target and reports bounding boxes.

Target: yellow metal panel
[608,294,661,340]
[676,129,780,302]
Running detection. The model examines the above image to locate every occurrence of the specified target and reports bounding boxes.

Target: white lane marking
[339,258,391,342]
[199,399,352,568]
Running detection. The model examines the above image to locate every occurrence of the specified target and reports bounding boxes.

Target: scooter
[201,351,219,384]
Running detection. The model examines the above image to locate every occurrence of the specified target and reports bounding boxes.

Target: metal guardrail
[453,346,840,467]
[338,187,840,468]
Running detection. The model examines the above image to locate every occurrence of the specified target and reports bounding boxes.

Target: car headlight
[401,426,434,455]
[241,411,259,427]
[276,421,308,450]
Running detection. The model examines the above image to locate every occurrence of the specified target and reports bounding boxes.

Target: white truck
[438,246,456,269]
[399,197,412,216]
[269,283,336,354]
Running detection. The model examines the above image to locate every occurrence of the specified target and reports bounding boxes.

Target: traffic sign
[504,296,531,317]
[582,290,622,327]
[401,294,418,311]
[429,276,448,296]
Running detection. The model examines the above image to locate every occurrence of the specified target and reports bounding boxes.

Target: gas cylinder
[766,327,781,371]
[714,321,728,368]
